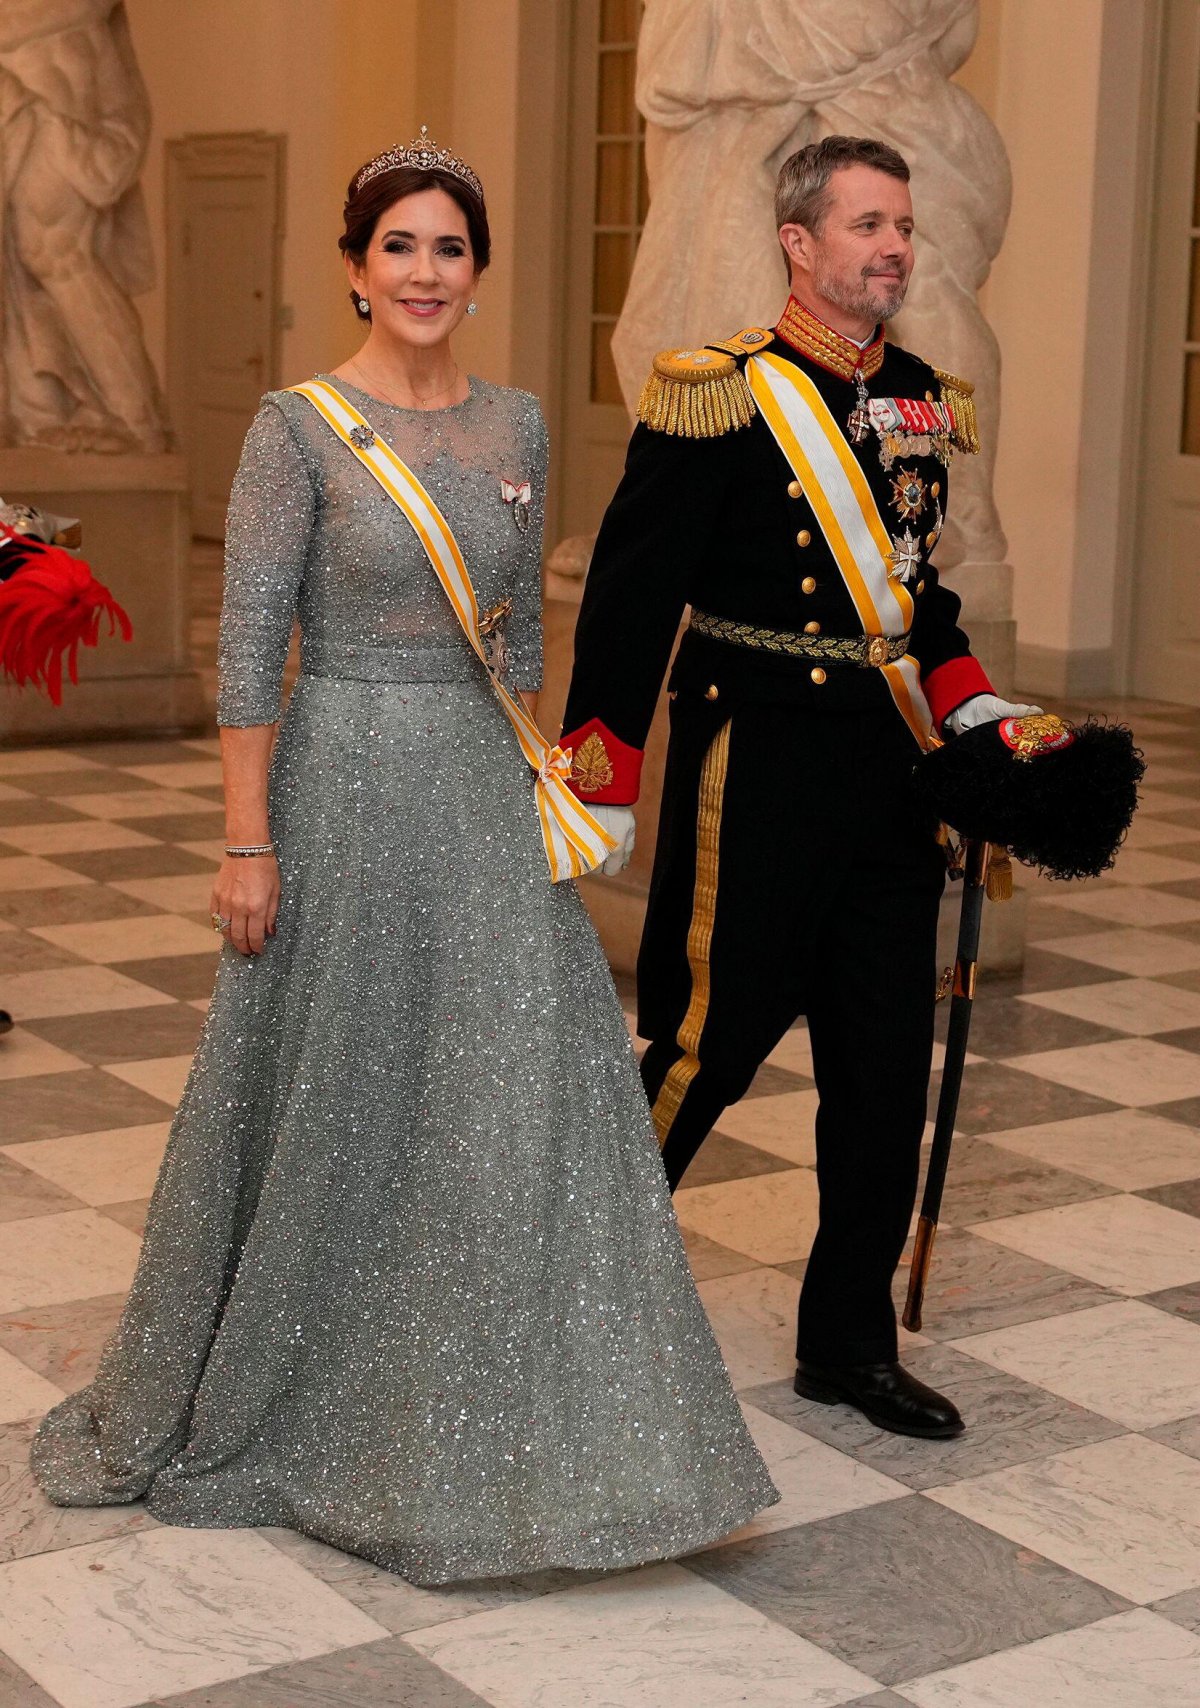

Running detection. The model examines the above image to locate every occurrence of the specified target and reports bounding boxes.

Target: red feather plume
[0,527,133,705]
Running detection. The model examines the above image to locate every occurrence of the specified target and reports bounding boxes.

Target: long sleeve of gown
[503,400,548,694]
[216,399,315,727]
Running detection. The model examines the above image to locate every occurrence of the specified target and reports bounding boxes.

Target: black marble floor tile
[48,844,219,883]
[1145,842,1200,866]
[23,1002,205,1066]
[153,1635,493,1708]
[684,1485,1127,1686]
[0,1153,84,1223]
[186,784,228,803]
[1153,878,1200,901]
[0,1292,124,1387]
[115,953,219,1001]
[100,1197,151,1237]
[1024,901,1119,942]
[1146,1414,1200,1463]
[1157,968,1200,996]
[744,1343,1122,1495]
[935,1062,1121,1136]
[1144,1093,1200,1126]
[1150,806,1200,828]
[949,1001,1122,1060]
[1152,1587,1200,1637]
[745,1061,814,1097]
[0,1419,155,1565]
[0,1068,174,1142]
[65,739,212,768]
[888,1228,1116,1341]
[680,1224,760,1281]
[12,769,157,798]
[125,810,227,842]
[0,799,90,829]
[1155,1027,1200,1055]
[0,884,153,929]
[0,1649,57,1708]
[675,1130,795,1188]
[1137,1178,1200,1218]
[0,933,85,975]
[982,949,1123,996]
[931,1137,1113,1225]
[1142,1280,1200,1326]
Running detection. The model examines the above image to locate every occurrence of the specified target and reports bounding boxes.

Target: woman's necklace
[348,356,461,410]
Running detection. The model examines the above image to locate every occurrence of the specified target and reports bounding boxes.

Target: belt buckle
[864,635,891,669]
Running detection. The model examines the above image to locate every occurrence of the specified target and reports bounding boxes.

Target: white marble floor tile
[181,737,222,756]
[766,1026,814,1078]
[695,1404,908,1548]
[0,822,156,857]
[1124,817,1200,849]
[901,1608,1200,1708]
[0,1211,141,1313]
[1102,848,1200,886]
[0,1029,88,1082]
[0,1527,389,1708]
[675,1166,820,1265]
[109,874,214,914]
[405,1560,878,1708]
[1048,887,1200,929]
[189,996,211,1013]
[0,965,174,1020]
[0,857,92,894]
[31,916,219,964]
[0,751,103,777]
[0,1344,65,1424]
[119,760,224,789]
[56,788,219,821]
[695,1266,799,1391]
[1019,976,1200,1036]
[1005,1037,1200,1106]
[2,1123,170,1205]
[972,1193,1200,1296]
[714,1089,820,1165]
[986,1109,1200,1189]
[927,1435,1200,1604]
[103,1056,192,1107]
[1038,929,1200,977]
[951,1300,1200,1430]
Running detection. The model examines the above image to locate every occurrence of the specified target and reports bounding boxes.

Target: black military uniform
[561,297,993,1371]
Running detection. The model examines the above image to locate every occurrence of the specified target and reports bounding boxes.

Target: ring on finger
[210,912,232,933]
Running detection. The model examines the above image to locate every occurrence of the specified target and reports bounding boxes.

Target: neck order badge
[745,352,936,751]
[288,380,616,882]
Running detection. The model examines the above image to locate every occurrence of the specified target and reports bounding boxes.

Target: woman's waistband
[299,640,482,684]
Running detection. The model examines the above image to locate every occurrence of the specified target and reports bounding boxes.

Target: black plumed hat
[912,713,1145,880]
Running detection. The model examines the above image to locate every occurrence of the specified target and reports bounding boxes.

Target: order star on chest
[887,527,922,584]
[889,466,927,521]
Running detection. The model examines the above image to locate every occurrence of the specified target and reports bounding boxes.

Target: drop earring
[357,296,370,316]
[466,300,478,317]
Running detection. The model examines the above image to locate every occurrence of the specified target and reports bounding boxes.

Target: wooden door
[166,134,285,540]
[1131,2,1200,701]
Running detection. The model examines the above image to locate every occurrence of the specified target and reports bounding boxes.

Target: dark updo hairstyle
[339,163,491,320]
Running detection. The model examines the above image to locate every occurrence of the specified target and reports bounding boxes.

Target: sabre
[903,836,991,1333]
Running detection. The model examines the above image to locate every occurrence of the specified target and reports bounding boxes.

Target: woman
[32,131,777,1585]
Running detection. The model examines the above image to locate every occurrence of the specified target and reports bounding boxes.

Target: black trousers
[638,693,946,1366]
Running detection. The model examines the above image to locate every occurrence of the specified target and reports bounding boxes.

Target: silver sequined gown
[32,375,777,1585]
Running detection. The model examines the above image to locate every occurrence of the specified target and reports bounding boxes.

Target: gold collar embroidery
[774,296,884,382]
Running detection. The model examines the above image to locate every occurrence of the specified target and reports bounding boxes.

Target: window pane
[596,143,635,225]
[1184,352,1200,455]
[593,232,633,315]
[1190,240,1200,341]
[600,0,639,44]
[591,321,624,404]
[597,47,636,134]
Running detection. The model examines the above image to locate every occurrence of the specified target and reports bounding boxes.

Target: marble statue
[0,0,170,453]
[615,0,1010,579]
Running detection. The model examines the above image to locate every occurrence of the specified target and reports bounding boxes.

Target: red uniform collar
[774,296,885,382]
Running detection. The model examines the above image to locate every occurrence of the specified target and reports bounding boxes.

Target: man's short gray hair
[775,135,910,238]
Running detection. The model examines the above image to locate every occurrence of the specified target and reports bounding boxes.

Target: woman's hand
[210,854,280,956]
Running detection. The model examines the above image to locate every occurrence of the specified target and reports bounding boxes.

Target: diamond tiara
[352,126,484,201]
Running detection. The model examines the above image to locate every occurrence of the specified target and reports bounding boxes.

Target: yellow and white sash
[288,379,616,882]
[745,351,935,750]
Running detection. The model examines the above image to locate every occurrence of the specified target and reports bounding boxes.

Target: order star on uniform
[561,135,1039,1441]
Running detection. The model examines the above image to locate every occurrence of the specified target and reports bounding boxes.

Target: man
[561,136,1033,1439]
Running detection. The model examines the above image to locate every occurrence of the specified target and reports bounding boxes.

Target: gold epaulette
[933,367,980,455]
[636,343,756,438]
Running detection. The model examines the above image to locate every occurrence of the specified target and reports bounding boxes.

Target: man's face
[788,164,915,326]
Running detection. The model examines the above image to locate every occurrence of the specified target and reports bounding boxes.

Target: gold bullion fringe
[933,367,980,455]
[636,361,756,438]
[651,719,733,1145]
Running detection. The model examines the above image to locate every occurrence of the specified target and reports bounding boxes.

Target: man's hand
[590,805,636,876]
[944,693,1043,736]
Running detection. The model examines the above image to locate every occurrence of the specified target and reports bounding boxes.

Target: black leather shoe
[794,1358,965,1438]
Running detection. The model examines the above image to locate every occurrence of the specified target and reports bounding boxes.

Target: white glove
[589,804,636,876]
[944,693,1043,736]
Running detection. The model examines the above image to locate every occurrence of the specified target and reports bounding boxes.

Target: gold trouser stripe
[651,719,732,1147]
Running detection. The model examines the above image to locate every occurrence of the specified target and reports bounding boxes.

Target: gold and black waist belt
[689,609,910,668]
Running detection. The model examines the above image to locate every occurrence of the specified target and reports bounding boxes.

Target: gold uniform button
[804,620,821,635]
[916,579,925,594]
[704,684,720,701]
[796,529,812,548]
[801,576,817,594]
[810,667,827,685]
[931,481,941,497]
[925,389,935,402]
[787,479,802,499]
[926,531,938,548]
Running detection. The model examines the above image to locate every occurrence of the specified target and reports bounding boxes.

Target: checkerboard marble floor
[2,699,1200,1707]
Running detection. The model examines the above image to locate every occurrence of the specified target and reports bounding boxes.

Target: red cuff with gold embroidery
[561,718,644,804]
[922,656,994,733]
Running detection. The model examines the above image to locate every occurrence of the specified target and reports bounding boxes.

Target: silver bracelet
[224,843,275,857]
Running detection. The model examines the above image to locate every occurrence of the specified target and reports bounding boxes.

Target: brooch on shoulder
[501,478,532,531]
